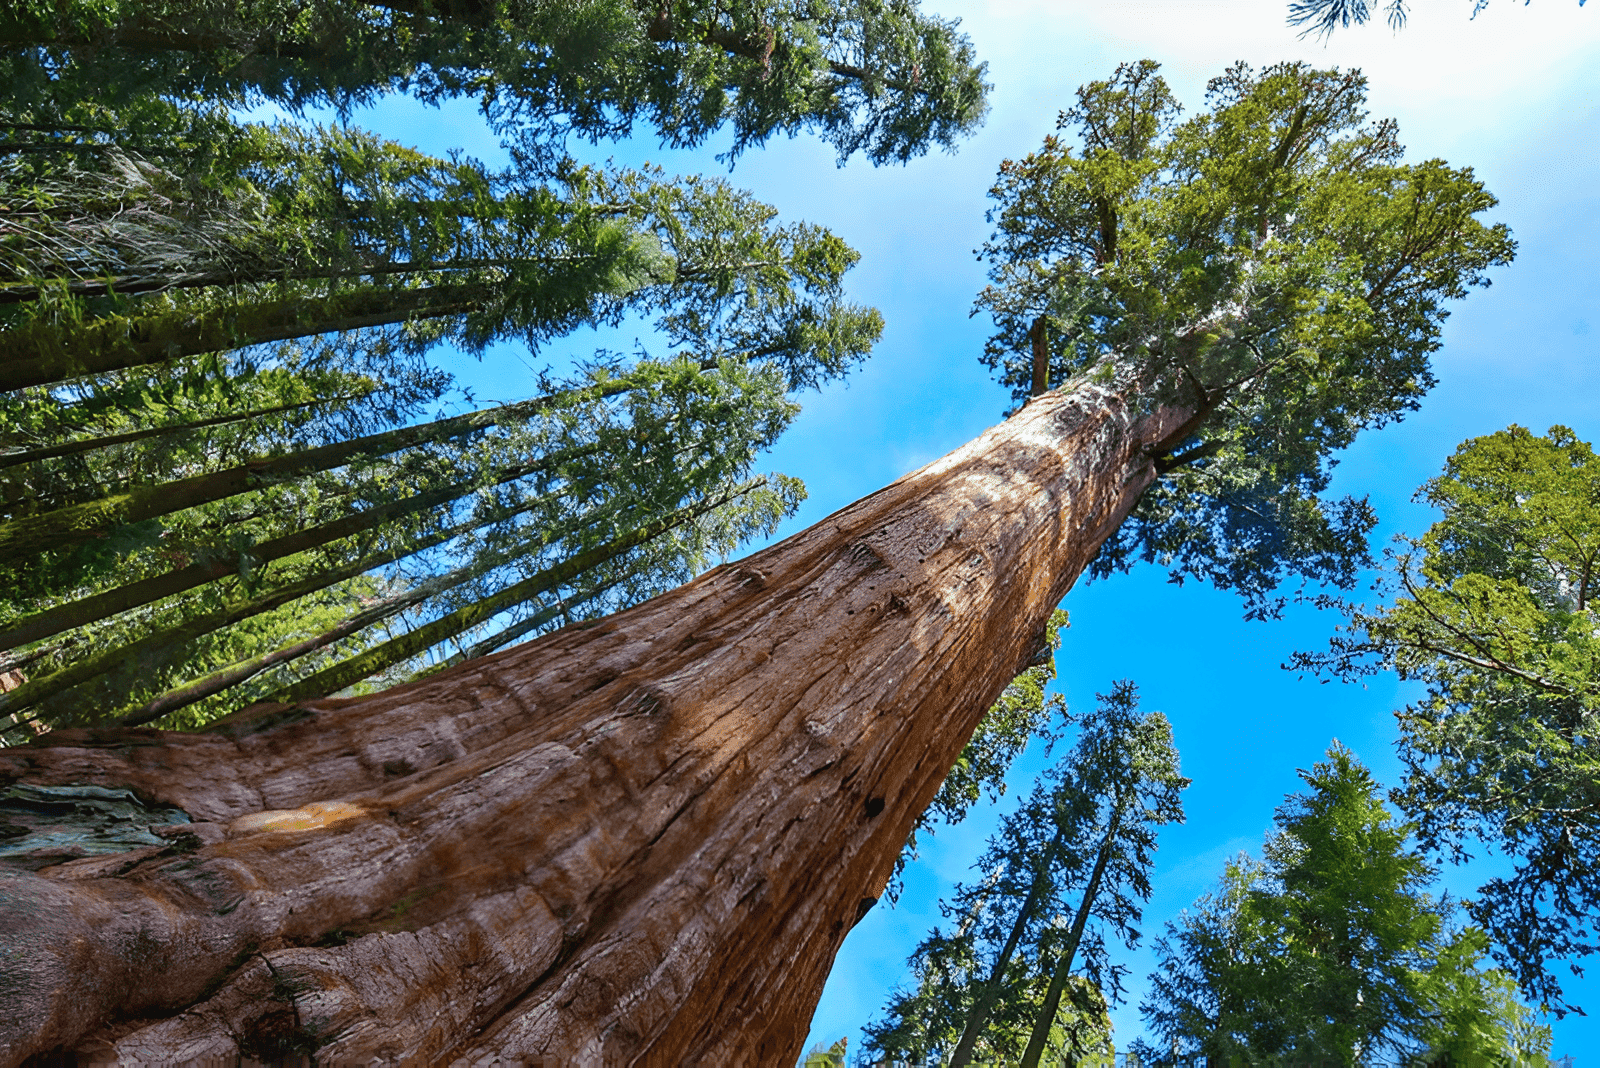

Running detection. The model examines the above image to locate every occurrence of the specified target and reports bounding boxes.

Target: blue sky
[346,0,1600,1055]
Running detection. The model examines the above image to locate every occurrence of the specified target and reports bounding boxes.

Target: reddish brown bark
[0,377,1196,1065]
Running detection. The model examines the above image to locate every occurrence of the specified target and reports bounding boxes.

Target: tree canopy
[1138,743,1552,1064]
[1304,424,1600,1014]
[0,99,888,738]
[2,0,990,168]
[976,59,1515,618]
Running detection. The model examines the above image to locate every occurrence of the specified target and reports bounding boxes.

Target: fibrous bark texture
[0,378,1195,1066]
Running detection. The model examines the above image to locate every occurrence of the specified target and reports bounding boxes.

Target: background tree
[1301,424,1600,1014]
[866,681,1183,1068]
[1138,743,1550,1066]
[1,0,990,169]
[1135,854,1277,1064]
[0,60,1513,1061]
[0,110,882,393]
[798,1035,849,1067]
[1015,682,1186,1068]
[0,103,881,737]
[1413,926,1554,1067]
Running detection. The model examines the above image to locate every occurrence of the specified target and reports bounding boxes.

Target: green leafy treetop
[1137,743,1552,1065]
[977,59,1514,619]
[1413,926,1554,1067]
[1255,743,1440,1058]
[2,0,990,168]
[798,1036,847,1067]
[1301,425,1600,1014]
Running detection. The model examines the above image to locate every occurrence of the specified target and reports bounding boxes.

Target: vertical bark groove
[0,378,1194,1065]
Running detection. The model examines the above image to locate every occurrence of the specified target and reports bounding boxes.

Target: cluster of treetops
[0,0,991,733]
[2,0,1594,1061]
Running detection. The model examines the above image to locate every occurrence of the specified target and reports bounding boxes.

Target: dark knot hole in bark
[863,796,885,819]
[846,540,888,573]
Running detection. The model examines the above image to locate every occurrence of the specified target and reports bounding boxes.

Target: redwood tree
[0,60,1513,1062]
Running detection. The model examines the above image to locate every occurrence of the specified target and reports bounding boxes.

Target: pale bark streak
[0,377,1196,1065]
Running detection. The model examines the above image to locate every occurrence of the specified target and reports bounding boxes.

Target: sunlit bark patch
[229,800,368,836]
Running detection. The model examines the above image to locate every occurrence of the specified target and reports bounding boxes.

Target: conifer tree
[0,106,877,736]
[1,113,881,392]
[866,682,1185,1068]
[1303,424,1600,1013]
[1137,745,1552,1065]
[1,0,990,168]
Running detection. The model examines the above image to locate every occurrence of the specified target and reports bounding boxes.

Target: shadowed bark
[0,374,1196,1064]
[0,284,491,392]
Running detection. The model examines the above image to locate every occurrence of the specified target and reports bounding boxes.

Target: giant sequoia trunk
[0,376,1199,1064]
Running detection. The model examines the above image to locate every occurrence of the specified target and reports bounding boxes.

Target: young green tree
[1015,682,1187,1068]
[1302,424,1600,1014]
[1138,744,1550,1066]
[1135,855,1278,1064]
[0,61,1512,1062]
[1255,744,1439,1061]
[1412,926,1554,1067]
[798,1036,849,1067]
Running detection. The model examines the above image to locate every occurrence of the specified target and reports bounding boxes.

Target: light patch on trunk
[230,800,368,836]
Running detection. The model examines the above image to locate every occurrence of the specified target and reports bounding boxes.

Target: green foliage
[1,0,989,168]
[976,60,1514,618]
[1284,0,1582,40]
[1287,0,1405,37]
[1259,743,1440,1058]
[0,98,882,740]
[1412,927,1553,1067]
[1303,425,1600,1013]
[866,682,1185,1066]
[1138,744,1551,1066]
[798,1036,848,1068]
[0,351,810,736]
[1,110,883,397]
[865,931,1114,1066]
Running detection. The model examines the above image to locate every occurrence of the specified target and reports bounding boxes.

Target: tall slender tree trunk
[0,284,492,392]
[0,392,596,564]
[264,479,766,707]
[3,487,563,718]
[0,376,1198,1064]
[947,822,1068,1068]
[1018,803,1126,1068]
[0,443,598,650]
[0,394,359,470]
